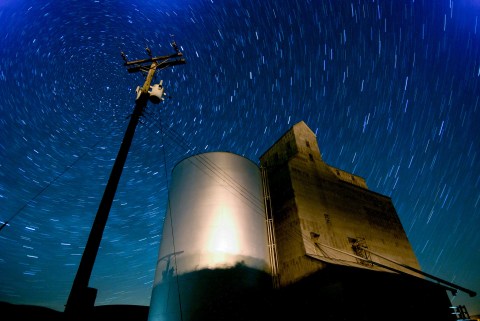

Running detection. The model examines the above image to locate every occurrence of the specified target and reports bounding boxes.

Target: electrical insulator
[135,86,142,101]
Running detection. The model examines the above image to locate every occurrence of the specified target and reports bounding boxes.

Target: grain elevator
[148,121,470,321]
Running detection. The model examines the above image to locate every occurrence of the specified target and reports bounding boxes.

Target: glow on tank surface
[148,152,269,321]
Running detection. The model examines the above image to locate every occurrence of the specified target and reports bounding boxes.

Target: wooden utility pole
[65,41,186,320]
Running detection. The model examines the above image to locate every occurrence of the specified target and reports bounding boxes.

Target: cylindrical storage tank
[148,152,270,321]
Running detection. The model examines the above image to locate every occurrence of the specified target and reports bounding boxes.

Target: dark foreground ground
[2,263,474,321]
[0,302,149,321]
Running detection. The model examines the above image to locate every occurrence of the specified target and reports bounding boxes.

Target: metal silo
[148,152,270,321]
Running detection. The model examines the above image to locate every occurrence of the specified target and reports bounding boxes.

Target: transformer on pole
[64,40,186,320]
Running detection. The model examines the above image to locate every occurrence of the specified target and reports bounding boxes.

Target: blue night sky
[1,0,479,315]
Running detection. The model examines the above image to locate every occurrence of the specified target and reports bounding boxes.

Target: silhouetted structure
[65,42,185,320]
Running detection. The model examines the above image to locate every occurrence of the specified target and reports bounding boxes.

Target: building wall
[260,121,421,286]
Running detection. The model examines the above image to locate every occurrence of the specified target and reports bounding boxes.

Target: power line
[142,115,266,214]
[0,122,126,233]
[159,124,184,321]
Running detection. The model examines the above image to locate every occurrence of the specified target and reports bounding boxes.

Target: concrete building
[259,120,421,285]
[148,121,467,321]
[259,121,457,320]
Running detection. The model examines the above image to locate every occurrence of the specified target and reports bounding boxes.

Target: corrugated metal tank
[148,152,270,321]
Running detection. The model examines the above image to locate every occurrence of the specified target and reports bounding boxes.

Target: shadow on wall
[150,262,459,321]
[148,262,274,321]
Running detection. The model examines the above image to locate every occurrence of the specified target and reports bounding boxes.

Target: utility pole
[65,40,186,320]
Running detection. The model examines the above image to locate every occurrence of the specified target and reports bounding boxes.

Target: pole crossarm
[125,52,186,74]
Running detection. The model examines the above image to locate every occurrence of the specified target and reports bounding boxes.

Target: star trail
[0,0,479,315]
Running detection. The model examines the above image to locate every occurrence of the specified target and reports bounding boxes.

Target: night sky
[1,0,479,315]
